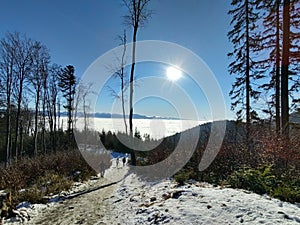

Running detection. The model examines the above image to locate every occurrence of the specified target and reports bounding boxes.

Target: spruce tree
[256,0,282,133]
[255,0,299,135]
[228,0,261,131]
[58,65,76,141]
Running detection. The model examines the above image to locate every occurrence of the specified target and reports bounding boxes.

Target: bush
[15,173,73,204]
[271,168,300,203]
[227,165,276,194]
[17,188,47,204]
[174,168,196,186]
[227,164,300,203]
[272,186,300,203]
[0,150,96,206]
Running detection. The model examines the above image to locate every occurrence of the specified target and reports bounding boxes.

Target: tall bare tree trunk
[275,0,281,134]
[58,98,61,130]
[42,90,46,154]
[129,27,137,136]
[245,0,251,132]
[14,71,25,160]
[5,104,11,166]
[19,118,24,157]
[53,102,57,152]
[5,62,13,166]
[129,26,138,166]
[42,66,47,154]
[121,71,128,135]
[281,0,290,136]
[124,0,152,166]
[34,89,40,157]
[121,31,128,135]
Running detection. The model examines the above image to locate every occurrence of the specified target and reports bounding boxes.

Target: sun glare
[166,66,182,81]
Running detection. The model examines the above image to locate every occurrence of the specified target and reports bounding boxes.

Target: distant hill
[164,120,246,143]
[60,112,181,120]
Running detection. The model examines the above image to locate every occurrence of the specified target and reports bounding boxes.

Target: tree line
[0,32,81,166]
[1,0,298,168]
[0,0,153,167]
[228,0,300,136]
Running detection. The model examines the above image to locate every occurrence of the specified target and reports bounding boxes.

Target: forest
[0,0,299,208]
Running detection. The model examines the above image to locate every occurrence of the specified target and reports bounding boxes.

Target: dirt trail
[30,178,114,225]
[26,162,129,225]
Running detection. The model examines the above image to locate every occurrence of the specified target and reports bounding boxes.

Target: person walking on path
[116,158,119,168]
[99,160,105,177]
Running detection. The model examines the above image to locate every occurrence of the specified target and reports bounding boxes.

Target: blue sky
[0,0,236,121]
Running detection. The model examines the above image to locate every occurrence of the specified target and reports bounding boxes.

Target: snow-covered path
[108,173,300,224]
[4,159,300,224]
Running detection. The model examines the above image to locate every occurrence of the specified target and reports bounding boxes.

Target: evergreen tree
[58,65,76,141]
[255,0,282,133]
[255,0,299,135]
[288,1,300,115]
[228,0,261,131]
[281,0,291,135]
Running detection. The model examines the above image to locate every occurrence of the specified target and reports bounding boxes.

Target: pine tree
[255,0,299,135]
[280,0,299,135]
[255,0,282,133]
[288,1,300,112]
[228,0,261,131]
[281,0,291,135]
[58,65,76,141]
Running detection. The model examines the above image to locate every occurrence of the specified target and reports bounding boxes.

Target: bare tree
[123,0,152,134]
[73,82,94,151]
[46,64,61,153]
[0,33,15,165]
[73,82,92,131]
[11,32,33,160]
[123,0,152,165]
[106,30,129,134]
[81,83,93,137]
[118,30,128,135]
[29,41,50,156]
[41,60,49,153]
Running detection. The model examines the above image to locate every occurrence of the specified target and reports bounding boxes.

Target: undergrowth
[171,123,300,204]
[0,150,96,205]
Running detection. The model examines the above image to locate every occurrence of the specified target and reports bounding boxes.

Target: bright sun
[166,66,182,81]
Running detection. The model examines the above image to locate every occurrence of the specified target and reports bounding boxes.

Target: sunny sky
[0,0,236,121]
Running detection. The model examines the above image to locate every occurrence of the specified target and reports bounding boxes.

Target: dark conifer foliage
[58,65,76,139]
[228,0,300,135]
[227,0,261,128]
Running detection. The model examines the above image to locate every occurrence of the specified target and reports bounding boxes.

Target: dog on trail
[0,192,30,224]
[0,192,11,223]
